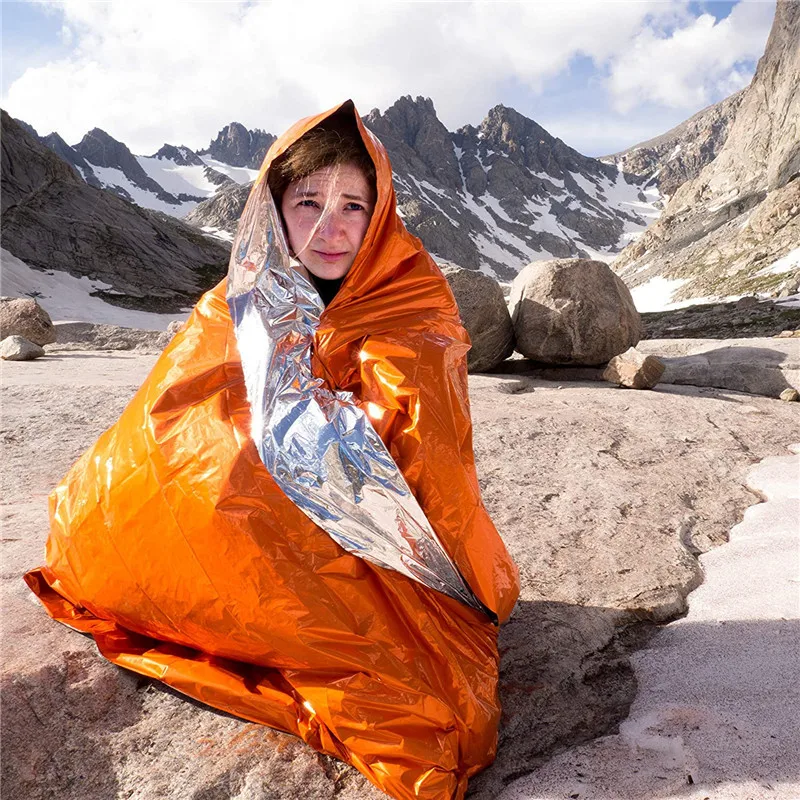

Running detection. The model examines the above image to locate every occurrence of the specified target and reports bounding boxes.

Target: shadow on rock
[0,644,144,800]
[468,600,654,799]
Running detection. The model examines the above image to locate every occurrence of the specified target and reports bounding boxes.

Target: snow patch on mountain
[137,156,220,198]
[0,249,185,330]
[198,156,259,185]
[755,247,800,277]
[629,276,690,312]
[89,165,198,216]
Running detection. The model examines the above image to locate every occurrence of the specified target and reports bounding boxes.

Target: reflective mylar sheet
[226,178,493,620]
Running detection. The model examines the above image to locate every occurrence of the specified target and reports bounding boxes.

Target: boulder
[603,348,666,389]
[0,297,56,346]
[509,259,642,365]
[779,388,799,402]
[0,335,45,360]
[441,265,514,372]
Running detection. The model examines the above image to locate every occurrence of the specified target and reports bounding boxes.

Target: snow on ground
[136,156,220,199]
[629,276,690,312]
[90,164,197,218]
[774,293,800,309]
[200,226,235,243]
[755,247,800,277]
[0,249,185,331]
[628,276,754,313]
[198,156,259,185]
[499,444,800,800]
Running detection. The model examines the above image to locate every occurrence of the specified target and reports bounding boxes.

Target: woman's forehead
[289,163,371,196]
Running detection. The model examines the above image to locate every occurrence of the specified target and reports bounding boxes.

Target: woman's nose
[318,212,344,239]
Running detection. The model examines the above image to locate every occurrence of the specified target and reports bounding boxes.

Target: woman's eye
[345,202,365,212]
[298,199,319,208]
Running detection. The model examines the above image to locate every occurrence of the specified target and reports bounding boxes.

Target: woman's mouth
[313,250,348,263]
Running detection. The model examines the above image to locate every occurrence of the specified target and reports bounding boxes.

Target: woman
[25,101,519,800]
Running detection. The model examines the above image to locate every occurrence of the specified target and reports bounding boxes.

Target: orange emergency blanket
[25,101,520,800]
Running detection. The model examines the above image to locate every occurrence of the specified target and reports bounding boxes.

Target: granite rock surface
[2,351,797,799]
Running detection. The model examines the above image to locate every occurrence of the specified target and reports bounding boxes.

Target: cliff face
[199,122,276,170]
[604,91,745,198]
[614,0,800,301]
[1,111,229,311]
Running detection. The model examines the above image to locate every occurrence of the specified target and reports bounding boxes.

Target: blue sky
[1,0,775,157]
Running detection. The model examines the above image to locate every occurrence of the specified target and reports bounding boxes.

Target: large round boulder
[0,297,57,346]
[509,259,642,365]
[442,265,515,372]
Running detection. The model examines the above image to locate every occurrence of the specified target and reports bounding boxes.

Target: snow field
[0,248,185,331]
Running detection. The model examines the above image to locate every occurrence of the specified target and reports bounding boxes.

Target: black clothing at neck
[310,273,344,307]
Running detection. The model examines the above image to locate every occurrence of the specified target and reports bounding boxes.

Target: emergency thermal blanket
[25,100,520,800]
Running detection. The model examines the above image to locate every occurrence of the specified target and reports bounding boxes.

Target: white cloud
[606,1,774,112]
[2,0,775,154]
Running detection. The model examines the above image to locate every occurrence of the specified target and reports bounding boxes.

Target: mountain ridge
[614,0,800,302]
[0,110,229,312]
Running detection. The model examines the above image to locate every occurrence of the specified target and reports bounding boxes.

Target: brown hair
[267,122,377,204]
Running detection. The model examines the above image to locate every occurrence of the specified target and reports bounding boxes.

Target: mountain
[614,0,800,303]
[19,104,661,281]
[0,110,229,312]
[603,91,745,199]
[39,131,103,188]
[189,98,661,280]
[198,122,276,169]
[23,123,260,218]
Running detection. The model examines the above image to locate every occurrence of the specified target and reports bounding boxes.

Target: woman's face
[280,162,375,280]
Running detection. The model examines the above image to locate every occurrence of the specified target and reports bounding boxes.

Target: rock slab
[603,348,666,389]
[442,264,514,372]
[509,258,642,365]
[0,297,56,346]
[2,354,799,800]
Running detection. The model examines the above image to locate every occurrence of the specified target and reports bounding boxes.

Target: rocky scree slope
[614,0,800,302]
[0,111,230,312]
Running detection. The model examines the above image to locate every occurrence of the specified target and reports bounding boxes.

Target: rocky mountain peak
[73,127,190,204]
[365,95,442,147]
[479,104,551,147]
[365,95,461,190]
[74,128,133,169]
[199,122,275,170]
[150,144,204,166]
